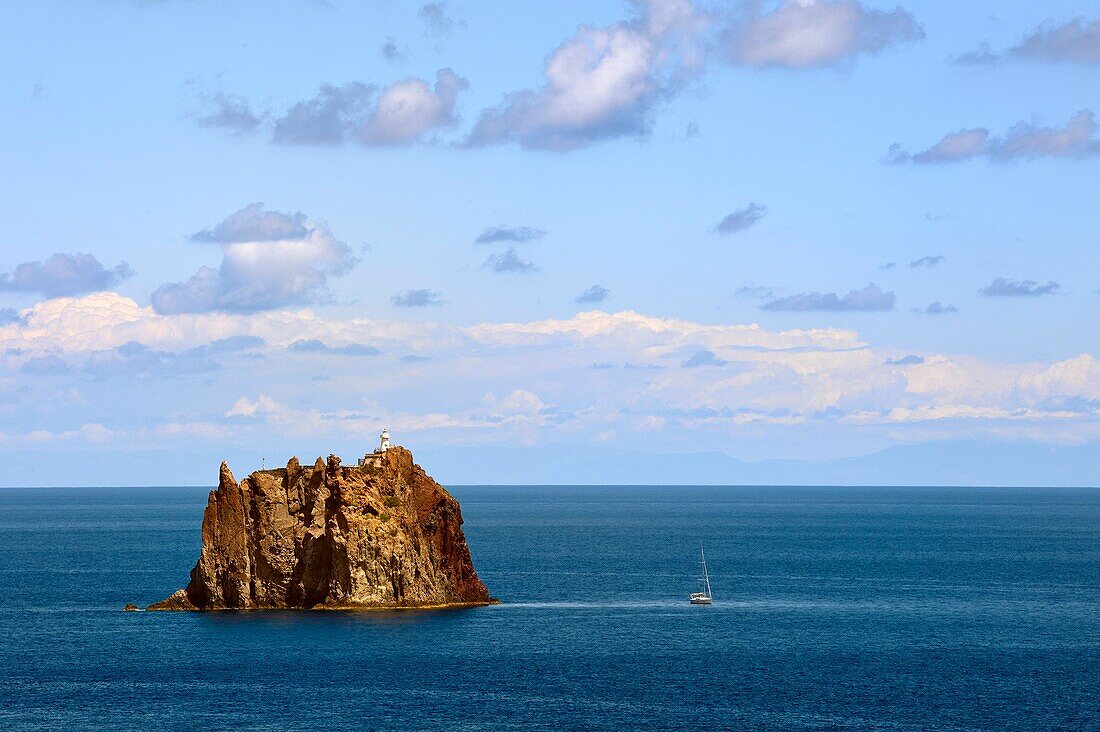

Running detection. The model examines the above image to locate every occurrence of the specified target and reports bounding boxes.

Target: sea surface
[1,485,1098,731]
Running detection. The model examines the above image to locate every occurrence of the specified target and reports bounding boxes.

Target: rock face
[149,448,493,610]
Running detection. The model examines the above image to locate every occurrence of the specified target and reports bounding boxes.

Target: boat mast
[700,545,712,598]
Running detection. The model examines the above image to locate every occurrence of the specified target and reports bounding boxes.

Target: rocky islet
[149,447,494,610]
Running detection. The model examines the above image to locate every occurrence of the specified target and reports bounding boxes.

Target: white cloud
[0,422,114,446]
[484,248,537,273]
[4,296,1100,452]
[713,202,768,234]
[888,110,1100,164]
[960,18,1100,66]
[226,394,285,418]
[0,291,457,355]
[391,289,444,307]
[498,389,547,420]
[993,110,1100,160]
[155,422,232,440]
[1010,18,1100,64]
[761,283,895,311]
[0,253,134,298]
[419,2,465,37]
[575,285,610,303]
[724,0,923,69]
[193,93,263,136]
[0,420,231,448]
[151,203,357,314]
[362,70,469,145]
[466,0,707,150]
[273,70,467,147]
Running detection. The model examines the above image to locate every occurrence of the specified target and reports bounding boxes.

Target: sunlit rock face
[150,447,493,610]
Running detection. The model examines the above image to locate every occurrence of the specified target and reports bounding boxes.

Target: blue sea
[1,485,1098,731]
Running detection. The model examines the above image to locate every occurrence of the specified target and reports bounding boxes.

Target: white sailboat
[690,545,713,605]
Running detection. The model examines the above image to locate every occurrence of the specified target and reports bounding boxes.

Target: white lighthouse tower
[358,429,393,467]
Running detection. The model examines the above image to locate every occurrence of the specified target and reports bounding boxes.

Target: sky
[1,0,1098,486]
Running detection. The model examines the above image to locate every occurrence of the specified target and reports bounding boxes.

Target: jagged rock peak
[149,447,494,611]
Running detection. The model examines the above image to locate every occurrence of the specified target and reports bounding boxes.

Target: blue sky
[1,1,1098,485]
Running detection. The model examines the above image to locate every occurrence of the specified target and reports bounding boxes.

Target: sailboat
[689,545,713,605]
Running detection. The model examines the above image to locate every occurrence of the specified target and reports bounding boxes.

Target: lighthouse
[357,429,394,467]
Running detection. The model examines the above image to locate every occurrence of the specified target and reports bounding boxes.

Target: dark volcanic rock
[149,448,494,610]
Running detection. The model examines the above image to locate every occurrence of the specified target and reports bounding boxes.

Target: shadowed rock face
[149,448,493,610]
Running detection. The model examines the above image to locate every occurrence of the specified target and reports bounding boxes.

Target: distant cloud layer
[724,0,924,69]
[956,18,1100,66]
[474,226,546,244]
[152,203,356,314]
[713,202,767,234]
[980,278,1060,297]
[391,289,444,307]
[484,248,537,273]
[287,339,381,356]
[465,0,706,150]
[575,285,610,303]
[887,110,1100,164]
[762,283,895,311]
[0,253,134,298]
[271,69,468,146]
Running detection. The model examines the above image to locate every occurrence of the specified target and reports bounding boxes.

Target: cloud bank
[5,294,1100,456]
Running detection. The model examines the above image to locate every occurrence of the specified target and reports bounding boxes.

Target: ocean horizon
[2,484,1098,730]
